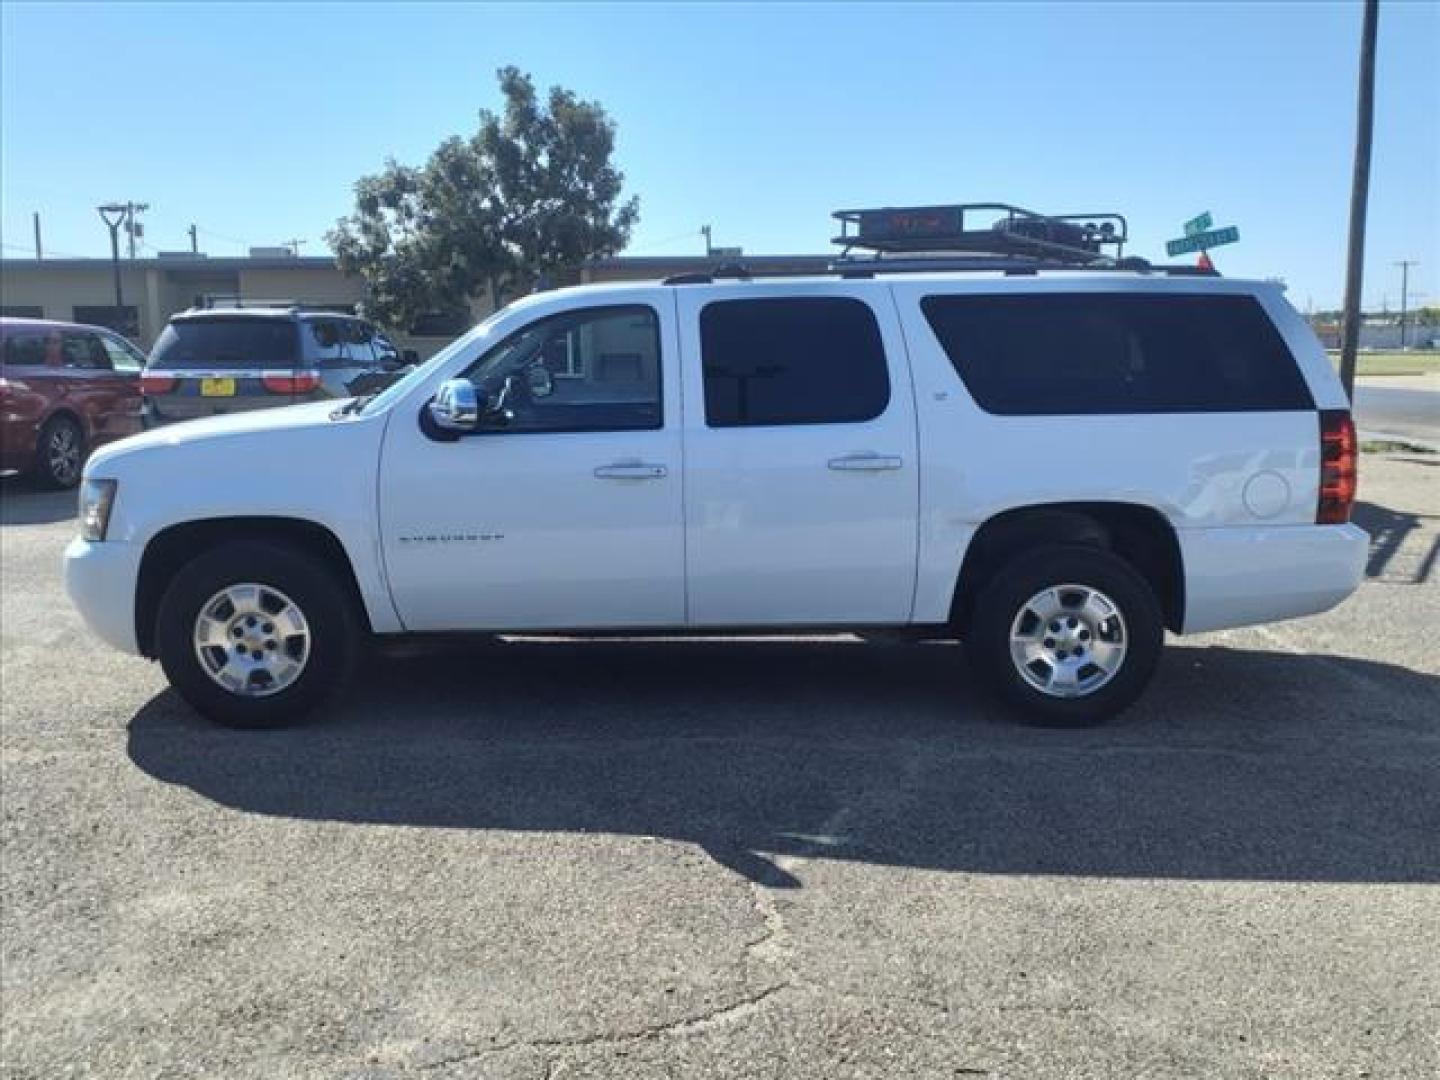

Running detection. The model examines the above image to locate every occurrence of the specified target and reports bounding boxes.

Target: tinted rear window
[3,330,53,367]
[920,293,1313,415]
[149,318,298,370]
[2,329,106,369]
[700,297,890,427]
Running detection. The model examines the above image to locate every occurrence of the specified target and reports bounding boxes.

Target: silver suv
[141,304,414,425]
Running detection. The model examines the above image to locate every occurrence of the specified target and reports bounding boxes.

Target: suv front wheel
[155,540,360,727]
[968,544,1163,725]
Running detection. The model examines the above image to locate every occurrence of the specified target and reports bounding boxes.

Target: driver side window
[458,305,661,433]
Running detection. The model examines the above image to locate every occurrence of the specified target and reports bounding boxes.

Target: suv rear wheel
[33,414,85,489]
[968,544,1163,725]
[155,540,360,727]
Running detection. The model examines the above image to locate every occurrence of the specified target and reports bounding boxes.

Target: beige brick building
[0,252,830,360]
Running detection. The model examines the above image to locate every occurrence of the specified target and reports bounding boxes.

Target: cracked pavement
[2,453,1438,1078]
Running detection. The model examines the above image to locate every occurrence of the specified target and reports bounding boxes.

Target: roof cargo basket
[659,202,1217,285]
[193,297,358,313]
[198,295,299,310]
[831,203,1129,265]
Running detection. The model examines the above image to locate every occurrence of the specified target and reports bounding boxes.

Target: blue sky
[2,1,1435,310]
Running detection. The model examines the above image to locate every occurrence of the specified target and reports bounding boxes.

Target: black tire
[155,540,361,727]
[967,544,1163,726]
[32,414,85,489]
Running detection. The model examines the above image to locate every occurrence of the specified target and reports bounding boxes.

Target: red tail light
[1317,409,1357,524]
[261,371,322,394]
[140,373,176,395]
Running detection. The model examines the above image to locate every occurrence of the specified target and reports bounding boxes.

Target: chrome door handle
[594,462,668,480]
[828,453,903,472]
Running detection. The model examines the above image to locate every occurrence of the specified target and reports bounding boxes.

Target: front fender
[92,408,403,634]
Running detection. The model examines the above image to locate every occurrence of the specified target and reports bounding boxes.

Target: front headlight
[79,479,118,542]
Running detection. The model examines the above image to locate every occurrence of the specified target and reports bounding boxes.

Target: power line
[627,227,704,255]
[1,240,90,259]
[194,224,251,249]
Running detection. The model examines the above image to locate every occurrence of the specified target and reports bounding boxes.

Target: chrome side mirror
[429,378,482,433]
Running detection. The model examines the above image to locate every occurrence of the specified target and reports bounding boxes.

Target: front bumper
[63,537,143,655]
[1179,523,1369,634]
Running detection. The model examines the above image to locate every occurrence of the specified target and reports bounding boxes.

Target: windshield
[358,307,509,416]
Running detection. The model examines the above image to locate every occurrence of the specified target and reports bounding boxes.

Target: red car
[0,318,146,488]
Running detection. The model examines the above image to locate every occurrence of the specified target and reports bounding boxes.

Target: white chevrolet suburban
[64,241,1367,727]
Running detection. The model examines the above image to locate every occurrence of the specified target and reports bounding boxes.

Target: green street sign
[1183,211,1213,237]
[1166,225,1239,256]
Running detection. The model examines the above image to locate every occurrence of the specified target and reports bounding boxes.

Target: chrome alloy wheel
[192,583,311,697]
[47,423,82,486]
[1008,584,1128,699]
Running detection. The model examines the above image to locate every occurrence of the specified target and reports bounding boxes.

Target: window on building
[0,306,43,318]
[700,297,890,427]
[920,293,1314,415]
[73,306,139,340]
[458,305,661,433]
[410,310,472,338]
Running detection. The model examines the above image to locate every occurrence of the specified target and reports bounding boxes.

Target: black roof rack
[662,255,1217,286]
[659,202,1218,285]
[831,254,1156,277]
[189,296,361,315]
[832,202,1128,263]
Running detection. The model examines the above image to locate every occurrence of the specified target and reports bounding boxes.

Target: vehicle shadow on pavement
[126,637,1440,888]
[1353,499,1437,583]
[0,478,75,525]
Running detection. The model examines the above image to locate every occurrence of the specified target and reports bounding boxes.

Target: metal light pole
[1338,0,1380,400]
[97,203,128,311]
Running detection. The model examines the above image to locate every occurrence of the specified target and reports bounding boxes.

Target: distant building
[1307,316,1439,351]
[0,252,831,359]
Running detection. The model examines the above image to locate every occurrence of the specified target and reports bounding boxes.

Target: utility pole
[123,201,150,258]
[1394,260,1419,347]
[701,224,712,257]
[284,238,307,257]
[97,204,128,312]
[32,212,42,259]
[189,224,199,254]
[1338,0,1379,400]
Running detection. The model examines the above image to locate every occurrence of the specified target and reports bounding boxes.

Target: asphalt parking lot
[2,453,1437,1079]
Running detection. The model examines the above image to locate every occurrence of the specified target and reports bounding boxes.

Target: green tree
[328,67,639,330]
